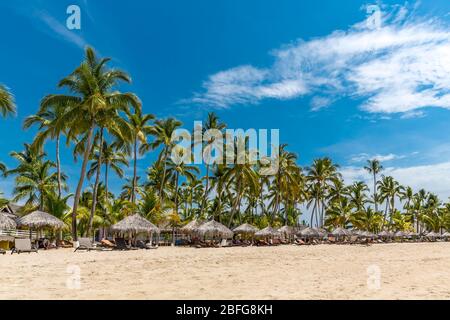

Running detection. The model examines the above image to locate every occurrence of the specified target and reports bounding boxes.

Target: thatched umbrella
[197,220,233,239]
[426,231,441,239]
[180,219,204,234]
[277,225,295,236]
[378,230,392,238]
[0,213,16,230]
[394,231,406,238]
[331,227,348,238]
[233,223,259,235]
[255,226,280,238]
[298,227,319,238]
[361,231,376,238]
[442,231,450,238]
[18,211,65,230]
[112,214,159,234]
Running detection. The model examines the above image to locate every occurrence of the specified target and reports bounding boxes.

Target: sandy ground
[1,242,450,300]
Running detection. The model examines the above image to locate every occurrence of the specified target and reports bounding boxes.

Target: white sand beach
[1,242,450,300]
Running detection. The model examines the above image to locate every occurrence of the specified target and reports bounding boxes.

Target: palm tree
[6,145,64,211]
[348,181,369,212]
[377,175,402,229]
[167,148,200,215]
[306,157,340,227]
[124,109,154,205]
[23,103,69,198]
[364,159,383,212]
[148,118,182,203]
[41,47,141,240]
[0,84,16,117]
[198,112,226,217]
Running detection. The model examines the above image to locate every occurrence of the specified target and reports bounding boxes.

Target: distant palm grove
[1,47,450,240]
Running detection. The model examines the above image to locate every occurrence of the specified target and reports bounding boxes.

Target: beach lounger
[114,238,138,251]
[75,237,110,252]
[219,239,232,247]
[0,248,5,255]
[11,238,38,254]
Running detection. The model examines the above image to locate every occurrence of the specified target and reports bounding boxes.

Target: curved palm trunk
[131,138,138,205]
[72,122,95,241]
[56,133,62,199]
[88,128,104,237]
[228,179,242,228]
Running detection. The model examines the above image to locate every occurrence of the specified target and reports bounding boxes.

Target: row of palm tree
[1,47,450,240]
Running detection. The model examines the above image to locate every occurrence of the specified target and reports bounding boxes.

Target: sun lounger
[75,237,110,252]
[0,248,5,255]
[114,238,138,250]
[11,238,38,254]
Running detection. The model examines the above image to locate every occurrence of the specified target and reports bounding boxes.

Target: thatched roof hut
[18,211,65,229]
[298,227,319,237]
[378,230,391,238]
[0,213,16,229]
[112,214,159,234]
[394,231,406,238]
[197,220,233,238]
[361,231,376,238]
[180,219,204,234]
[255,226,280,238]
[233,223,259,234]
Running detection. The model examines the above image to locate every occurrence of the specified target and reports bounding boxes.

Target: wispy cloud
[35,10,87,49]
[189,3,450,115]
[349,152,407,163]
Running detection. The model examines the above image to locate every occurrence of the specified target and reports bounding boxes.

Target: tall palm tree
[348,181,369,212]
[198,112,226,217]
[306,157,340,227]
[41,47,141,240]
[167,148,200,215]
[148,118,182,203]
[125,109,154,205]
[23,103,69,198]
[377,175,402,229]
[0,84,16,117]
[364,159,383,212]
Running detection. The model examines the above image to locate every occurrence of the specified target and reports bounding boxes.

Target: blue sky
[2,0,450,201]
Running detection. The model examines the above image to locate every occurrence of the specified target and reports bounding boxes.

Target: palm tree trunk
[88,128,104,237]
[131,138,138,205]
[72,122,95,241]
[56,133,62,199]
[159,147,169,202]
[105,162,109,206]
[174,171,180,214]
[228,180,242,228]
[373,173,378,212]
[199,164,210,216]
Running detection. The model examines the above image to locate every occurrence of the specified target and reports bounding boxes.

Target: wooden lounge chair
[114,238,138,251]
[75,237,110,252]
[220,239,232,247]
[11,238,38,254]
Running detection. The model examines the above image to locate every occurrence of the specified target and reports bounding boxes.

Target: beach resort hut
[197,220,233,240]
[18,210,65,242]
[112,214,160,245]
[394,231,406,242]
[0,213,16,230]
[255,226,281,245]
[0,213,17,250]
[297,227,319,243]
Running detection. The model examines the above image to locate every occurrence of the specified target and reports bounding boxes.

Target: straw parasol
[442,231,450,238]
[0,213,16,230]
[112,214,159,234]
[255,226,280,237]
[378,230,391,238]
[426,231,441,238]
[394,231,406,238]
[233,223,259,235]
[361,231,376,238]
[18,210,65,229]
[277,225,295,236]
[180,219,204,234]
[331,227,348,237]
[197,220,233,238]
[298,227,319,238]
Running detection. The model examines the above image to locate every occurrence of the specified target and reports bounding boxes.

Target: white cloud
[341,161,450,200]
[36,10,87,49]
[350,153,406,163]
[190,3,450,115]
